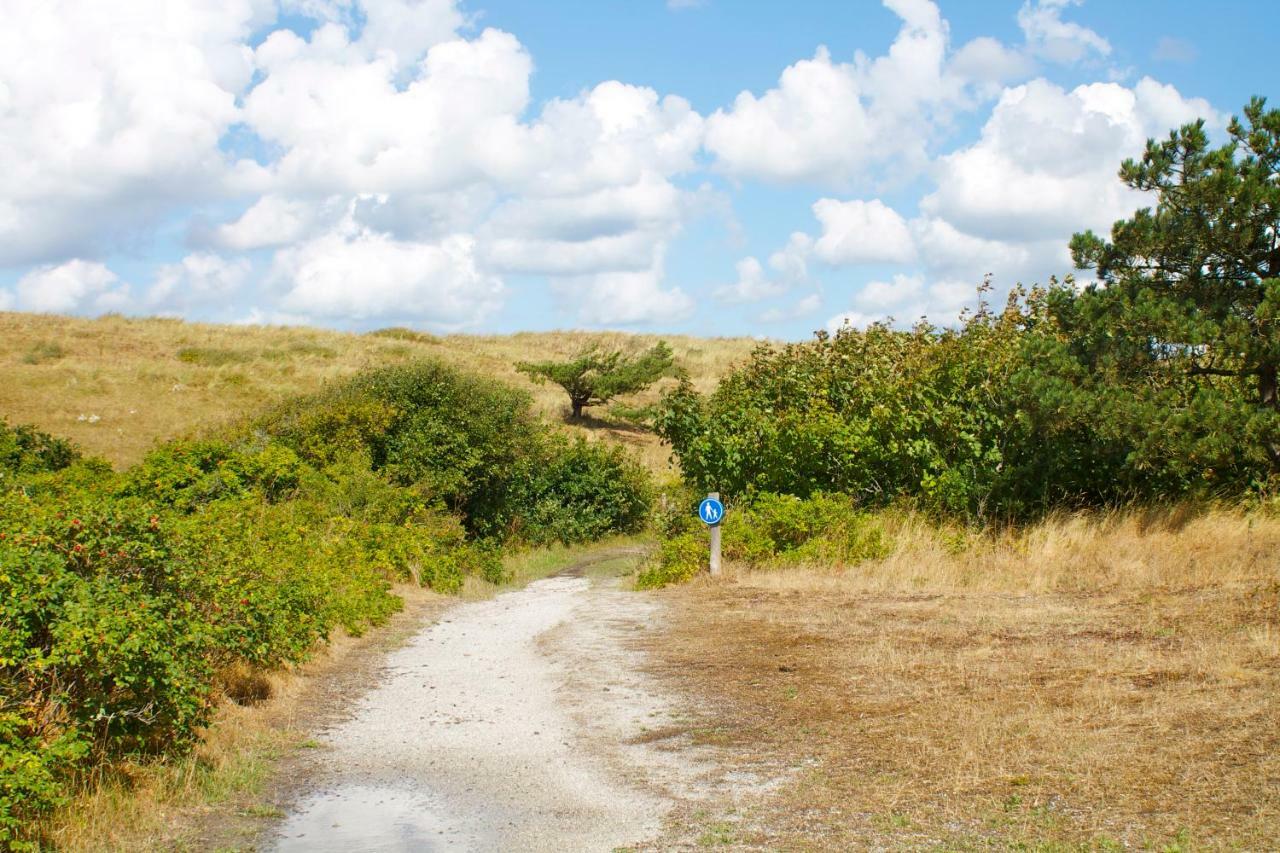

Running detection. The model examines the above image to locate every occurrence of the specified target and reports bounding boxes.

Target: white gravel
[271,574,698,852]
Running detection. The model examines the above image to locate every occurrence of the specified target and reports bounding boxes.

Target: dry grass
[0,311,757,472]
[646,508,1280,849]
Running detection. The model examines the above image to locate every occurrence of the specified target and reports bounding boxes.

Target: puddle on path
[272,784,491,852]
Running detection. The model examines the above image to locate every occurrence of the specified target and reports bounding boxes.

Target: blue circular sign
[698,497,725,526]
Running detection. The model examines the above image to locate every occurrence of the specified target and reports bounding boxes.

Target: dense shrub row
[254,360,652,542]
[637,488,889,589]
[656,285,1279,521]
[1,359,651,846]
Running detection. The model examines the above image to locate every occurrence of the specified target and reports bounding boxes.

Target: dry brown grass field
[0,311,760,471]
[645,508,1280,849]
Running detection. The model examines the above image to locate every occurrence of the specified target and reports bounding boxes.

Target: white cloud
[148,253,251,311]
[716,233,813,303]
[479,175,683,276]
[812,198,915,265]
[856,273,924,310]
[242,27,533,196]
[715,257,787,304]
[554,266,694,326]
[267,214,502,329]
[704,0,958,186]
[922,77,1218,242]
[215,195,322,250]
[828,273,975,331]
[0,0,269,265]
[1017,0,1110,65]
[232,20,704,321]
[14,260,130,314]
[950,36,1035,89]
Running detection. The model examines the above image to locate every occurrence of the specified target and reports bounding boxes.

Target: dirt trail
[268,552,706,852]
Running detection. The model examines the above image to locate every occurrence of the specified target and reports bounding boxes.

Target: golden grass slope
[0,311,760,470]
[647,507,1280,849]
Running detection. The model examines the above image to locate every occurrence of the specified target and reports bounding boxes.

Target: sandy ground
[265,566,718,852]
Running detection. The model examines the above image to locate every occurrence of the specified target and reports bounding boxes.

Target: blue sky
[0,0,1273,339]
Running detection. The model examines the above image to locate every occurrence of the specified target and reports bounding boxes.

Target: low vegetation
[0,357,651,847]
[646,506,1280,848]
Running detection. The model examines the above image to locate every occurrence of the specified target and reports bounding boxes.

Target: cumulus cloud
[479,175,683,276]
[148,253,251,311]
[950,36,1035,89]
[812,199,915,265]
[1017,0,1110,65]
[553,266,694,326]
[715,257,787,304]
[267,212,502,329]
[922,77,1218,242]
[704,0,958,186]
[827,272,973,330]
[214,195,323,251]
[230,17,704,323]
[0,0,269,265]
[716,233,813,304]
[757,69,1217,329]
[14,260,131,314]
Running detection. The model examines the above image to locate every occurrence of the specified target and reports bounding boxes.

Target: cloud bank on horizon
[0,0,1232,336]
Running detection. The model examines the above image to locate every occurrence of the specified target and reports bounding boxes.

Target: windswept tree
[517,341,677,420]
[1068,96,1280,470]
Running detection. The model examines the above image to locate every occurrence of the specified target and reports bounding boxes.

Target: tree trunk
[1261,362,1278,410]
[1260,362,1280,470]
[570,398,585,419]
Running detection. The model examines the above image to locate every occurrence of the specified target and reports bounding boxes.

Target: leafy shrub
[656,285,1278,522]
[119,440,306,510]
[727,492,890,566]
[258,360,651,543]
[0,421,80,479]
[496,437,652,544]
[636,532,705,589]
[638,490,889,588]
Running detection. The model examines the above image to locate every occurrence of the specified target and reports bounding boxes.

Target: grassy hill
[0,311,760,470]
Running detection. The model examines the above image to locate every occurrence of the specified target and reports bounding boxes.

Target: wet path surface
[270,568,685,852]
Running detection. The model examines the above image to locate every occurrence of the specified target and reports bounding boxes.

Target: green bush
[0,421,80,479]
[656,286,1278,521]
[636,532,705,589]
[257,359,651,544]
[497,437,652,544]
[638,490,889,588]
[119,440,306,510]
[1,359,653,841]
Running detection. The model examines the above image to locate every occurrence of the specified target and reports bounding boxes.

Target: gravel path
[270,566,698,852]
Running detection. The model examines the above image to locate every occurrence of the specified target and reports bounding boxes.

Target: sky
[0,0,1273,339]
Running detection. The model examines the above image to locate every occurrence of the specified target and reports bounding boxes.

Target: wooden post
[708,491,722,577]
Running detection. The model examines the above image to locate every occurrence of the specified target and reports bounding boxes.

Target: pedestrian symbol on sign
[698,496,724,526]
